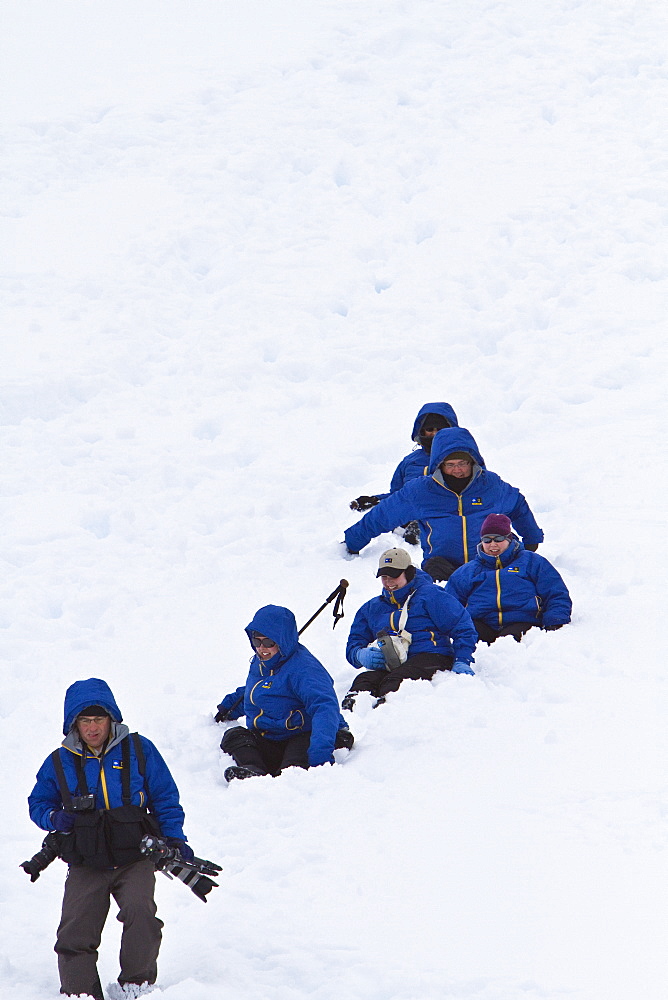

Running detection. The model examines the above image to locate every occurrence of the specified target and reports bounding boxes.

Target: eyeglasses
[481,534,510,544]
[77,717,108,727]
[251,635,278,649]
[442,460,471,470]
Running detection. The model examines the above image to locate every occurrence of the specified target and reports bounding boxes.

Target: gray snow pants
[55,858,162,999]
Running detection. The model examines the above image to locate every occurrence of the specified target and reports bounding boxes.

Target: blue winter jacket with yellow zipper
[346,568,478,667]
[28,678,187,842]
[446,540,572,629]
[376,402,459,499]
[345,427,543,567]
[216,606,344,767]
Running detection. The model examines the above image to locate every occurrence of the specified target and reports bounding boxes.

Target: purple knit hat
[480,513,512,537]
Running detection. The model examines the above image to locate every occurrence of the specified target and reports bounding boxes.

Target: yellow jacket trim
[250,678,267,731]
[495,558,503,626]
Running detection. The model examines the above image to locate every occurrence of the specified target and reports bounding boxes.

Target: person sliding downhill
[214,605,352,781]
[344,427,543,582]
[446,514,572,644]
[349,402,459,546]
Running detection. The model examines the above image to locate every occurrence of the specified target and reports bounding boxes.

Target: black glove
[402,521,420,546]
[214,708,229,724]
[50,809,75,833]
[524,543,539,552]
[350,495,380,511]
[165,837,195,862]
[422,556,457,582]
[543,623,564,631]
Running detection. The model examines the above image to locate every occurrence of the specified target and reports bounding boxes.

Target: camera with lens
[140,835,222,903]
[20,832,63,882]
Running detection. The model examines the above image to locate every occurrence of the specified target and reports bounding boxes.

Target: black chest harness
[51,734,160,869]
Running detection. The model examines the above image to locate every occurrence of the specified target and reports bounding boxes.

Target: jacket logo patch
[262,682,272,689]
[470,498,483,506]
[507,567,520,573]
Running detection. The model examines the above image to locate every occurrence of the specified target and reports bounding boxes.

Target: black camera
[140,835,222,903]
[70,794,96,812]
[20,832,63,882]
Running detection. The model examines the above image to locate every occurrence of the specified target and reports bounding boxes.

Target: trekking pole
[298,580,349,635]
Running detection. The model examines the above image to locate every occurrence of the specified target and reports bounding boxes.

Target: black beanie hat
[77,705,110,719]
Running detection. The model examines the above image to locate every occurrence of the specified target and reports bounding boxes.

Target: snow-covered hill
[1,2,665,998]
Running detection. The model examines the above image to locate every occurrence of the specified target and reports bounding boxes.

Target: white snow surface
[1,1,666,998]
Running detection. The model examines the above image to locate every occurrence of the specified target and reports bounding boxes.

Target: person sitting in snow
[28,678,193,1000]
[446,514,572,645]
[349,401,459,546]
[214,605,353,781]
[341,547,478,711]
[343,426,543,582]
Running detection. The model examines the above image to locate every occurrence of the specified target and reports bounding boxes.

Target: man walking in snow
[28,678,193,1000]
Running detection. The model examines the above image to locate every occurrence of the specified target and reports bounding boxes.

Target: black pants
[474,619,536,644]
[422,556,458,582]
[55,858,162,999]
[221,727,354,776]
[349,652,453,699]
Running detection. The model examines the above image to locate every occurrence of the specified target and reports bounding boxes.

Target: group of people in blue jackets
[215,401,572,781]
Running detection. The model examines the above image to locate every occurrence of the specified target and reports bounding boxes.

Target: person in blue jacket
[446,513,572,644]
[349,401,459,514]
[28,678,192,1000]
[341,547,478,710]
[344,427,544,582]
[215,605,353,781]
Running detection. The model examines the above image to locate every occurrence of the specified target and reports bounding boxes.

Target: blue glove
[50,809,75,833]
[166,838,195,862]
[356,646,385,669]
[452,660,475,675]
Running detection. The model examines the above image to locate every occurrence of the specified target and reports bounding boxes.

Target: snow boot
[107,983,156,1000]
[341,692,357,712]
[224,765,265,782]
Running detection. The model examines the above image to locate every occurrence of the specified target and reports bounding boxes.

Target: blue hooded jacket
[216,606,344,767]
[446,540,572,629]
[379,402,459,497]
[345,427,543,567]
[29,678,187,841]
[346,568,477,666]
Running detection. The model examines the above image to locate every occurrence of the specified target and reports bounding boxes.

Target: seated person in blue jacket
[350,402,459,547]
[28,678,192,1000]
[446,514,572,645]
[341,547,478,711]
[215,605,353,781]
[344,426,543,583]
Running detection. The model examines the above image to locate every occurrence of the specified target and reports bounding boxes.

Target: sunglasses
[251,634,278,649]
[481,534,510,544]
